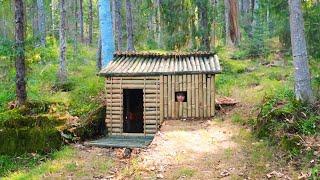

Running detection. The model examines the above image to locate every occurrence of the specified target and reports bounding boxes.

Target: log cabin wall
[105,76,161,135]
[162,74,215,120]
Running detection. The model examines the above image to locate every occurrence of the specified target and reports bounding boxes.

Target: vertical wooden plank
[160,76,164,125]
[110,77,113,135]
[168,75,172,118]
[191,75,196,117]
[211,75,216,117]
[164,75,168,119]
[195,75,199,117]
[105,79,109,132]
[120,78,123,134]
[179,75,183,117]
[203,74,207,118]
[207,75,211,116]
[187,75,192,117]
[156,77,159,129]
[173,76,180,119]
[199,74,204,118]
[183,74,187,117]
[172,75,176,118]
[144,77,146,136]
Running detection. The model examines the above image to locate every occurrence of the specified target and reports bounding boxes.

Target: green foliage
[254,88,320,156]
[304,3,320,58]
[0,153,49,177]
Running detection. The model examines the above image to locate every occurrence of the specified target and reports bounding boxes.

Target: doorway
[123,89,144,133]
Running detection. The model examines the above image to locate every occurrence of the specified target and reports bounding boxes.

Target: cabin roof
[99,52,222,77]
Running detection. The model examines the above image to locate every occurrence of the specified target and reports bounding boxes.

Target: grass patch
[173,167,196,179]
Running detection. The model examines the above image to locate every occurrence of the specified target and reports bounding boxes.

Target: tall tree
[58,0,67,82]
[224,0,232,46]
[125,0,135,51]
[229,0,240,45]
[98,0,115,66]
[88,0,93,44]
[197,0,210,51]
[224,0,241,46]
[79,0,84,43]
[14,0,27,105]
[97,36,102,70]
[288,0,314,103]
[155,0,162,48]
[37,0,46,46]
[115,0,123,51]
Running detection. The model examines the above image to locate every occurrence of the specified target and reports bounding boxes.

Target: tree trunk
[288,0,314,103]
[155,0,162,48]
[31,1,38,38]
[58,0,67,83]
[97,36,102,70]
[211,0,217,49]
[251,0,258,38]
[88,0,93,44]
[98,0,115,66]
[198,1,210,51]
[125,0,135,51]
[229,0,240,46]
[224,0,232,46]
[115,0,123,51]
[73,0,79,58]
[79,0,84,43]
[14,0,27,105]
[111,0,116,43]
[37,0,46,46]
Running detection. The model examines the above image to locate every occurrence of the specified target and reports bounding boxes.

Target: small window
[175,91,187,102]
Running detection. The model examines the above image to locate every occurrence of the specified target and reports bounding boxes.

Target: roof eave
[99,70,223,77]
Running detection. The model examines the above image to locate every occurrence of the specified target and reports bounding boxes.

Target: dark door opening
[123,89,144,133]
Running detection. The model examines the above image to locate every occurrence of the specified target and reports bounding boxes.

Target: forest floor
[6,109,301,180]
[3,47,319,179]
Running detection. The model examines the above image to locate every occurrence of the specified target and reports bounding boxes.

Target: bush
[254,88,320,156]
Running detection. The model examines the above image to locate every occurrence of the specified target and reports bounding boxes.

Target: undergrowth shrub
[254,88,320,157]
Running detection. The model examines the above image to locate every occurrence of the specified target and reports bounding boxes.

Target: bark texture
[125,0,135,51]
[58,0,67,82]
[198,0,210,51]
[229,0,240,45]
[88,0,93,44]
[224,0,232,46]
[98,0,115,66]
[79,0,84,42]
[115,0,123,51]
[97,36,102,70]
[288,0,314,103]
[37,0,46,46]
[14,0,27,105]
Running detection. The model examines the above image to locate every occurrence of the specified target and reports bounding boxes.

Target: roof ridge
[113,51,216,58]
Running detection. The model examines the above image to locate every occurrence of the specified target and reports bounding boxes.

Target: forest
[0,0,320,179]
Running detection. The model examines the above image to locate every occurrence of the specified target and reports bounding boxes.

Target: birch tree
[288,0,314,103]
[58,0,67,82]
[14,0,27,105]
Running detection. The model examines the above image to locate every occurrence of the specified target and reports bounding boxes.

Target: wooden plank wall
[105,76,161,135]
[163,74,215,119]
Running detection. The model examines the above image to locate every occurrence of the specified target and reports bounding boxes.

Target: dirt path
[14,114,295,179]
[138,119,243,179]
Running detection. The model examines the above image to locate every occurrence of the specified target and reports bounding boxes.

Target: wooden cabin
[99,52,221,136]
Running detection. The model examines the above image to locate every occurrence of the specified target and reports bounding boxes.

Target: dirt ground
[38,111,297,180]
[138,119,243,179]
